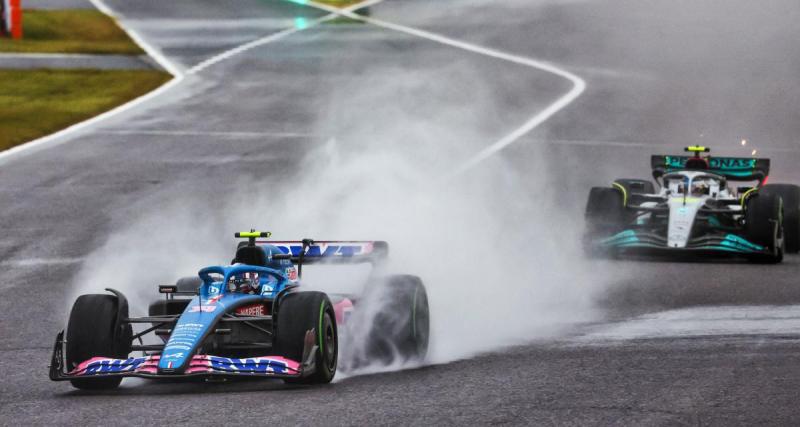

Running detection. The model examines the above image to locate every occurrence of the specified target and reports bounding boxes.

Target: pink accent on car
[71,354,302,376]
[333,298,354,324]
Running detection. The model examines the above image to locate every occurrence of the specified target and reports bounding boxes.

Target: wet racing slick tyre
[175,276,202,293]
[759,184,800,253]
[363,275,430,365]
[274,291,337,384]
[148,276,199,319]
[148,299,190,317]
[745,191,784,263]
[66,294,132,390]
[584,187,628,257]
[585,187,627,237]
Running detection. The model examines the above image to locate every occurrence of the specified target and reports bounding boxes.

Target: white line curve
[300,0,587,178]
[0,0,380,164]
[188,0,385,75]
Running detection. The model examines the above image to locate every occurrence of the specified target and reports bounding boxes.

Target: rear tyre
[175,276,202,293]
[274,291,337,384]
[148,299,190,316]
[746,191,784,263]
[759,184,800,253]
[363,275,430,365]
[585,187,627,235]
[148,277,199,320]
[613,178,655,196]
[66,294,131,390]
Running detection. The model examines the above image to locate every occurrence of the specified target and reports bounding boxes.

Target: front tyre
[585,186,627,237]
[274,291,337,384]
[65,294,131,390]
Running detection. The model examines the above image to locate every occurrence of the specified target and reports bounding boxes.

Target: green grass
[0,69,172,152]
[0,9,143,54]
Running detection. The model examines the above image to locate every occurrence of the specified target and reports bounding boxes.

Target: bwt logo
[275,244,366,257]
[209,356,289,374]
[84,357,147,375]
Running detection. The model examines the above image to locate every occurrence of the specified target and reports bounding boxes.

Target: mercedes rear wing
[651,155,770,183]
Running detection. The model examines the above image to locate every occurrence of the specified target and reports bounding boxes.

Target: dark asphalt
[2,0,800,425]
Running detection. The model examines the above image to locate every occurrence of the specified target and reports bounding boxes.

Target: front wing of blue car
[49,329,318,382]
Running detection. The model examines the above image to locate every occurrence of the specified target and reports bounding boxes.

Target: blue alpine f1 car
[49,231,429,389]
[584,146,800,262]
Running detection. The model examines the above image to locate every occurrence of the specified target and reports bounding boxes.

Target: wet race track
[2,0,800,425]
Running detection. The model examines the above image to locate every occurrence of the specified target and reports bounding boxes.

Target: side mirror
[158,285,178,294]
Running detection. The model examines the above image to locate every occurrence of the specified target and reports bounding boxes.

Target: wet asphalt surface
[0,53,158,70]
[2,0,800,425]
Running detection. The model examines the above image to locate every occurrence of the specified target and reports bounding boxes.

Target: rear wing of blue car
[263,240,389,265]
[651,155,770,182]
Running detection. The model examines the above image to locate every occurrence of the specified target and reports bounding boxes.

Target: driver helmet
[692,181,709,196]
[228,272,260,294]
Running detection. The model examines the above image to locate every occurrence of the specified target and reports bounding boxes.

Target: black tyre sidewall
[614,178,656,195]
[585,187,626,236]
[175,276,202,293]
[274,291,337,384]
[759,184,800,253]
[746,192,783,262]
[364,275,430,364]
[66,294,130,390]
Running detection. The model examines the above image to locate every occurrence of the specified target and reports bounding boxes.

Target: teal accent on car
[601,230,639,247]
[722,234,764,251]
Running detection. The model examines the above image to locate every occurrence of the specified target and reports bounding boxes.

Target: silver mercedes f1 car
[584,146,800,262]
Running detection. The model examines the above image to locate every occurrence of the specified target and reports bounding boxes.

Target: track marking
[86,0,114,16]
[188,24,322,75]
[0,78,186,166]
[0,0,185,165]
[88,0,184,77]
[188,0,386,75]
[297,1,586,178]
[0,0,379,164]
[580,306,800,341]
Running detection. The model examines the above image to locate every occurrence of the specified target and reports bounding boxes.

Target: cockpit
[663,172,726,198]
[227,272,263,294]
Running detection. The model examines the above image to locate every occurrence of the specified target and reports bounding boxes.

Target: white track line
[88,0,184,77]
[301,1,586,177]
[0,0,185,165]
[0,0,379,164]
[188,0,385,74]
[86,0,114,16]
[0,78,185,165]
[188,24,319,75]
